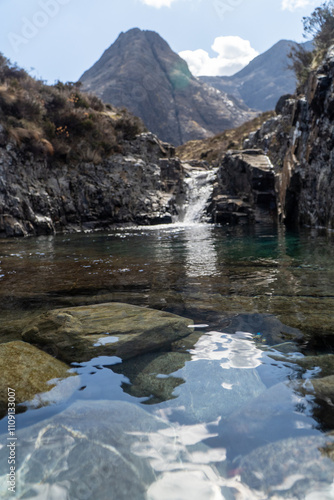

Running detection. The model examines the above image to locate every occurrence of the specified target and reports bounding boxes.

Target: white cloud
[179,36,258,77]
[140,0,178,7]
[281,0,317,11]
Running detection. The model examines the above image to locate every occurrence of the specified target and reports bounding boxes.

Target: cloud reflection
[190,330,263,369]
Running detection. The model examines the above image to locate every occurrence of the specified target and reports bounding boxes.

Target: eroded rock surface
[22,302,193,363]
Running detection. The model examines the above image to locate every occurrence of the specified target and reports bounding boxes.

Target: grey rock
[0,400,168,500]
[245,44,334,229]
[80,28,255,146]
[0,134,185,237]
[239,435,334,498]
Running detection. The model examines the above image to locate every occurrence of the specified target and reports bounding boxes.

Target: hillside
[79,28,255,146]
[200,40,313,112]
[0,54,145,165]
[177,111,275,162]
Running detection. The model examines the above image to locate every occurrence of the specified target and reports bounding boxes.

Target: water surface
[1,223,334,498]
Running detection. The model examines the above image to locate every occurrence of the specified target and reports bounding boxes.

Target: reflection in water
[190,331,263,369]
[182,225,219,278]
[1,225,334,498]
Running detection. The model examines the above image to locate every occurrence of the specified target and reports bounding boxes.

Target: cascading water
[177,168,218,224]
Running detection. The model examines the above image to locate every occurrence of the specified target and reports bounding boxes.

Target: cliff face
[0,133,185,237]
[80,28,255,146]
[244,46,334,229]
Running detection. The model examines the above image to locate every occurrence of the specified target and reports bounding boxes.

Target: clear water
[1,223,334,499]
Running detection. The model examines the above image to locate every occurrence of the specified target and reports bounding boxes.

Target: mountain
[79,28,255,146]
[200,40,313,112]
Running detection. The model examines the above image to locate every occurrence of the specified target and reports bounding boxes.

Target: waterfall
[177,168,218,224]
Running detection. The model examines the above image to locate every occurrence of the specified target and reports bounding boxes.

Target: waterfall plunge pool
[1,223,334,499]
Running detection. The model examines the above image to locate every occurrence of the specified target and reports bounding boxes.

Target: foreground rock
[111,351,191,404]
[0,400,168,500]
[239,435,334,498]
[22,302,193,363]
[0,341,76,417]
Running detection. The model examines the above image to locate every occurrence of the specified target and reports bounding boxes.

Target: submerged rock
[111,351,191,404]
[158,331,267,424]
[0,400,168,500]
[294,354,334,377]
[0,341,77,417]
[297,375,334,404]
[239,435,334,498]
[22,302,193,363]
[224,313,303,346]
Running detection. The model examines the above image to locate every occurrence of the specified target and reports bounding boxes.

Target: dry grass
[176,111,276,163]
[0,54,145,164]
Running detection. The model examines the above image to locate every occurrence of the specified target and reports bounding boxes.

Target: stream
[0,170,334,499]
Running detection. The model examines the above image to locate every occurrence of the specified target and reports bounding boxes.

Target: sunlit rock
[0,341,77,417]
[22,302,193,363]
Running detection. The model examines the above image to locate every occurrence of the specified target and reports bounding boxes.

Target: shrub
[0,52,145,163]
[289,1,334,89]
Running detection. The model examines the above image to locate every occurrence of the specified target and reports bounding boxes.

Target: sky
[0,0,322,83]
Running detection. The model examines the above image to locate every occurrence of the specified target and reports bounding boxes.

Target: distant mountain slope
[79,28,255,146]
[200,40,313,112]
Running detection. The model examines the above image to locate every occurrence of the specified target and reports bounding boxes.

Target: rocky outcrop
[210,149,277,224]
[80,28,255,146]
[0,133,185,237]
[243,46,334,229]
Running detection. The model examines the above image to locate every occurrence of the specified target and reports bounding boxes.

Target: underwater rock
[22,302,193,364]
[111,351,191,404]
[157,331,267,424]
[0,400,167,500]
[224,313,303,345]
[239,435,334,498]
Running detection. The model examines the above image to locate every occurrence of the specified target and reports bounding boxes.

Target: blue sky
[0,0,321,83]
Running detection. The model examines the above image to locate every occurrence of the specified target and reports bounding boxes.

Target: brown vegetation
[176,111,275,163]
[0,54,145,164]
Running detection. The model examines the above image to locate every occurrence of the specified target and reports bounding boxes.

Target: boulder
[22,302,193,363]
[111,351,191,404]
[239,435,334,498]
[0,341,77,417]
[0,400,168,500]
[212,150,277,224]
[0,399,230,500]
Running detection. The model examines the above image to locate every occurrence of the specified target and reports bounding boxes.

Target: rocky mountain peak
[80,28,255,146]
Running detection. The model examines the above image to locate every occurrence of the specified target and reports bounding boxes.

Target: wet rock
[245,45,334,229]
[211,150,277,224]
[0,134,185,237]
[298,375,334,403]
[0,341,76,417]
[0,400,168,500]
[294,354,334,377]
[22,302,193,364]
[224,312,303,345]
[158,331,266,424]
[111,351,191,404]
[239,435,334,498]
